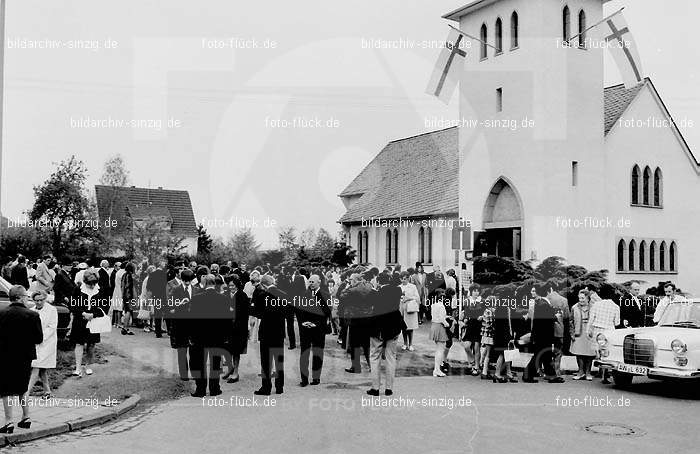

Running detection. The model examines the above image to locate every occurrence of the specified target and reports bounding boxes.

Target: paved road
[7,328,699,454]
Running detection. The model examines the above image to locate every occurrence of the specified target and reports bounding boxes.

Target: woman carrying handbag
[491,303,518,383]
[70,270,111,378]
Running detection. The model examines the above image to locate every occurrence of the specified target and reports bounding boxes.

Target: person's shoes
[127,330,135,336]
[547,377,565,384]
[275,388,284,395]
[602,377,611,384]
[121,329,128,335]
[366,388,380,396]
[385,389,393,396]
[191,391,206,398]
[310,379,320,386]
[155,334,163,338]
[408,346,415,352]
[522,378,538,383]
[0,423,14,434]
[209,389,222,397]
[585,375,593,381]
[480,374,491,380]
[572,374,584,380]
[471,368,479,376]
[17,417,31,429]
[143,327,151,332]
[299,380,309,387]
[507,376,518,383]
[401,345,407,351]
[84,368,93,375]
[433,370,446,377]
[345,368,360,374]
[492,376,508,383]
[227,377,239,384]
[254,388,271,396]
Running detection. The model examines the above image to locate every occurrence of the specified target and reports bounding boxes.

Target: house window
[480,23,488,59]
[495,18,503,54]
[639,240,646,271]
[578,10,587,48]
[649,241,656,271]
[362,231,368,264]
[496,88,503,112]
[631,165,640,204]
[426,227,433,264]
[617,239,626,271]
[643,166,651,205]
[418,227,425,263]
[511,11,519,49]
[572,161,578,186]
[563,6,571,43]
[660,241,666,271]
[653,167,662,206]
[357,231,363,263]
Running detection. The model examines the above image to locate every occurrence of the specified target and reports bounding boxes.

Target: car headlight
[596,333,608,346]
[671,339,687,355]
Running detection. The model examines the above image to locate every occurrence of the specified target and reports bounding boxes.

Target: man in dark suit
[53,260,77,308]
[621,282,646,328]
[296,274,331,387]
[97,260,112,297]
[9,255,30,290]
[366,272,405,396]
[276,267,297,350]
[187,275,231,397]
[148,262,169,338]
[341,271,375,373]
[254,274,287,395]
[167,269,194,381]
[0,285,43,429]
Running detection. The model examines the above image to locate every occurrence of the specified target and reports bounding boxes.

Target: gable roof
[339,127,459,224]
[95,185,197,236]
[340,79,697,224]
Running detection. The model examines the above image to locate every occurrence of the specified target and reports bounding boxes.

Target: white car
[595,299,700,387]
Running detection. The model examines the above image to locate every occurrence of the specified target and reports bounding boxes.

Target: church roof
[95,185,197,236]
[339,80,694,224]
[338,127,459,224]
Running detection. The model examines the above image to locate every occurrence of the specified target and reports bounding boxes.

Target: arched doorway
[478,177,524,259]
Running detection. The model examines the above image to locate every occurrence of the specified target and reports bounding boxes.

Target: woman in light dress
[110,262,125,327]
[139,265,156,332]
[26,290,57,398]
[570,289,597,380]
[399,271,419,351]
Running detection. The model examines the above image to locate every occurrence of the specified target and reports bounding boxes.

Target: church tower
[445,0,609,269]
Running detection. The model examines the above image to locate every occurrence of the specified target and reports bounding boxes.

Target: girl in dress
[399,271,420,351]
[570,289,597,380]
[430,290,451,377]
[27,290,57,397]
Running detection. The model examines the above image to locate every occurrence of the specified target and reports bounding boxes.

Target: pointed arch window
[670,242,677,272]
[639,241,646,271]
[418,227,425,264]
[631,165,640,204]
[511,11,519,49]
[654,167,662,206]
[628,240,636,271]
[563,6,571,43]
[578,10,587,48]
[659,241,666,271]
[617,240,626,271]
[495,18,503,54]
[649,241,656,271]
[426,227,433,264]
[362,231,368,264]
[357,231,363,263]
[480,23,488,59]
[643,166,651,205]
[386,229,393,264]
[392,229,399,264]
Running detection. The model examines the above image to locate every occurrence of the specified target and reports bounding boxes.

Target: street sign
[451,224,471,250]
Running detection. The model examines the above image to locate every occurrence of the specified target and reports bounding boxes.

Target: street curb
[0,394,141,448]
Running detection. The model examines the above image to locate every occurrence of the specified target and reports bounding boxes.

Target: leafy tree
[197,224,213,255]
[298,228,316,250]
[0,227,48,261]
[99,154,130,187]
[116,214,186,265]
[278,226,298,261]
[29,156,91,256]
[312,228,336,258]
[261,249,285,267]
[230,228,260,265]
[331,244,356,268]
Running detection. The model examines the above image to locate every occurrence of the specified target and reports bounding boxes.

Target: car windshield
[658,301,700,328]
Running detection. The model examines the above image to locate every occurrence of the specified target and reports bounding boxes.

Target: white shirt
[654,295,683,324]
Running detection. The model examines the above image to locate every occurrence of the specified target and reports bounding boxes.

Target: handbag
[87,308,112,334]
[503,308,520,362]
[406,300,419,314]
[137,308,151,320]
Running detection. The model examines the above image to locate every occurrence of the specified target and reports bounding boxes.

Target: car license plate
[617,364,648,375]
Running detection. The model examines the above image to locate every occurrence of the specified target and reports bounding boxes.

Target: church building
[339,0,700,295]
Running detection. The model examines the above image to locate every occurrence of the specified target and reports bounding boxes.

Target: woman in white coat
[27,290,57,398]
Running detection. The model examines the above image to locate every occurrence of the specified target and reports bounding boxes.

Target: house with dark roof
[340,0,700,295]
[95,185,198,257]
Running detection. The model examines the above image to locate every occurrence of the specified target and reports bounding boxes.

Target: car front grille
[623,335,655,367]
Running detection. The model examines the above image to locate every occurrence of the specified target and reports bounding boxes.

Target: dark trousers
[339,319,349,347]
[349,325,370,371]
[260,343,284,391]
[285,310,296,347]
[419,303,431,322]
[189,346,223,393]
[299,327,325,382]
[154,313,165,336]
[524,343,557,380]
[176,347,189,380]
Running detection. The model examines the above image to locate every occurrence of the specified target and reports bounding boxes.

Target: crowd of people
[0,252,681,433]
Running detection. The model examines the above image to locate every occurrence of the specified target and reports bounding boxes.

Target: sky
[0,0,697,247]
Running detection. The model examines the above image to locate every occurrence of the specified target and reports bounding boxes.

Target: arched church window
[578,10,587,47]
[563,6,571,43]
[639,240,646,271]
[495,18,503,54]
[670,242,677,271]
[654,167,662,206]
[659,241,666,271]
[511,12,519,49]
[643,166,651,205]
[649,241,656,271]
[386,229,392,264]
[631,165,640,204]
[617,239,626,271]
[480,24,488,59]
[628,240,636,271]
